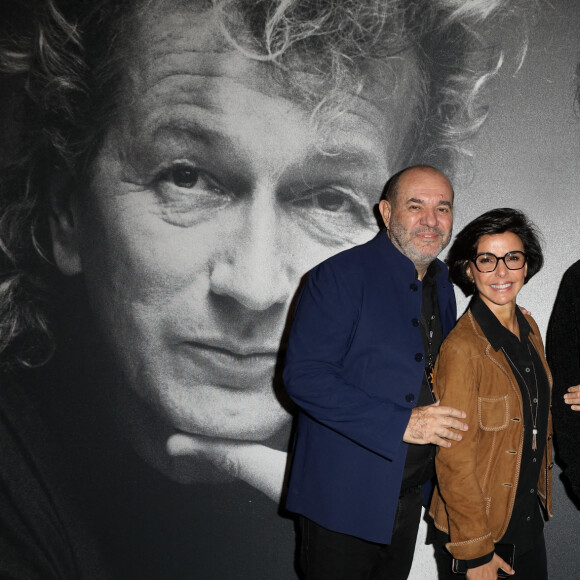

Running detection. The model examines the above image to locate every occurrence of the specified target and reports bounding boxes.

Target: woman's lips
[490,282,513,290]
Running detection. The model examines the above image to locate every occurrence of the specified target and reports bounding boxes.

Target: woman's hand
[564,384,580,411]
[466,553,514,579]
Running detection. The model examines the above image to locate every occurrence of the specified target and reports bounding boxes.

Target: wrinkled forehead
[121,0,422,143]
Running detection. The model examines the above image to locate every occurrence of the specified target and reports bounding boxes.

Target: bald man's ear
[378,199,392,230]
[48,173,83,276]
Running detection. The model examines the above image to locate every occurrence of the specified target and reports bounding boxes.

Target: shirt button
[412,318,420,327]
[530,488,535,494]
[533,458,537,463]
[410,283,419,292]
[415,353,423,362]
[525,367,531,373]
[526,516,531,522]
[533,398,538,403]
[406,393,415,403]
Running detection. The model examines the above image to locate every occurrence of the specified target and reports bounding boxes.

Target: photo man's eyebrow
[152,121,219,147]
[302,144,385,171]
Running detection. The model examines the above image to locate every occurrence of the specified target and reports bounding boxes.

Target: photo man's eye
[312,191,353,213]
[292,188,359,214]
[150,161,231,227]
[164,164,199,189]
[287,184,375,246]
[154,161,223,198]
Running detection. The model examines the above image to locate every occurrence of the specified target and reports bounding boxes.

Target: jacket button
[412,318,420,327]
[406,393,415,403]
[410,283,419,292]
[415,353,423,362]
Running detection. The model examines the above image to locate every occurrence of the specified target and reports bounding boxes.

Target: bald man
[284,166,468,579]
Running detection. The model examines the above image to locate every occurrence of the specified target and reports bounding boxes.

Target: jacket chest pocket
[478,395,509,431]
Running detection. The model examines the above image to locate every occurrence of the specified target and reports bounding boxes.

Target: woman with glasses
[429,208,552,580]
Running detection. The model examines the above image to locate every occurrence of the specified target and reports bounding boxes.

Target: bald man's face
[379,169,453,273]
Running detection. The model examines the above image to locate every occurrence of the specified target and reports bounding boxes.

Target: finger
[167,433,243,479]
[564,394,580,404]
[438,428,463,442]
[495,556,514,575]
[436,405,467,419]
[571,405,580,411]
[432,435,452,448]
[442,418,469,431]
[568,384,580,393]
[167,433,204,456]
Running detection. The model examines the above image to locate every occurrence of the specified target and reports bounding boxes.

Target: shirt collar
[470,294,532,351]
[422,260,441,284]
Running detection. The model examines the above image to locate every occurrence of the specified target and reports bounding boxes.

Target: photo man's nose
[209,201,294,311]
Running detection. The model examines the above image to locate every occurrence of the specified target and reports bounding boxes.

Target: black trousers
[434,530,548,580]
[298,485,423,580]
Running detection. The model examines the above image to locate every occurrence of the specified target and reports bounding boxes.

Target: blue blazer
[284,232,456,544]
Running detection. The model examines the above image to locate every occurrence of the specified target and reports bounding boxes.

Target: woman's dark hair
[446,207,544,296]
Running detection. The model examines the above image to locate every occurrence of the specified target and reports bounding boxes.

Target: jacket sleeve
[432,340,495,560]
[283,260,413,461]
[547,264,580,499]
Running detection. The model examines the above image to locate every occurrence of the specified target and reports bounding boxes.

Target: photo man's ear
[49,173,83,276]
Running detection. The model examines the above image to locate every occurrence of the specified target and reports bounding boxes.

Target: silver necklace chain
[501,344,539,451]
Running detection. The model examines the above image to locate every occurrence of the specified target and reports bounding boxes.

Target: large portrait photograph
[0,0,579,578]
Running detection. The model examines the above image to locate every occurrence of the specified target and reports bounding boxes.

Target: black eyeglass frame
[471,251,528,273]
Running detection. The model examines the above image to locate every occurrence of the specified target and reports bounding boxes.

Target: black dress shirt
[401,261,443,489]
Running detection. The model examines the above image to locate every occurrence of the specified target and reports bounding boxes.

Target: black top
[0,373,110,579]
[471,296,549,554]
[547,259,580,501]
[402,261,443,489]
[0,299,298,579]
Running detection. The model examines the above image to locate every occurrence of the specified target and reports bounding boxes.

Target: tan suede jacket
[429,309,553,561]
